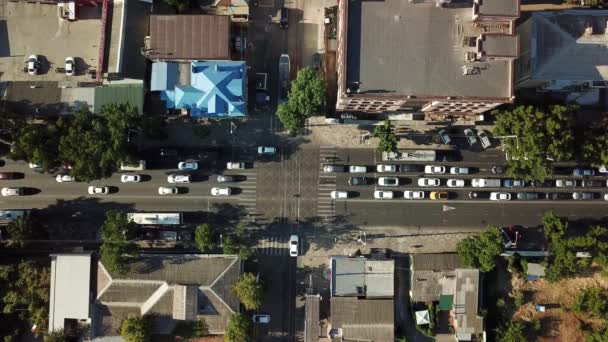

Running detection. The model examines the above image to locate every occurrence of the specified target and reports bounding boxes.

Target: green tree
[456,226,504,272]
[140,116,167,140]
[44,329,65,342]
[120,316,150,342]
[288,67,327,117]
[172,318,209,339]
[373,120,398,153]
[495,321,526,342]
[223,235,239,255]
[225,313,251,342]
[581,134,608,167]
[493,105,576,181]
[6,216,40,248]
[232,273,263,310]
[100,210,139,275]
[101,210,137,242]
[194,224,215,253]
[276,102,305,132]
[11,123,63,170]
[0,107,26,143]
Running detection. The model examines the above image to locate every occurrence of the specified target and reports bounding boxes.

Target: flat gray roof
[346,0,514,99]
[49,254,91,332]
[477,0,519,17]
[331,257,394,297]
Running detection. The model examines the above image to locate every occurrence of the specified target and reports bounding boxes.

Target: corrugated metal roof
[410,253,462,271]
[149,15,230,60]
[93,84,144,114]
[330,297,394,342]
[305,295,320,342]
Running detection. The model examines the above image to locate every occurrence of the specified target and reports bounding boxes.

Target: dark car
[399,164,424,173]
[160,148,179,157]
[573,168,595,177]
[546,192,571,200]
[491,166,505,174]
[279,7,288,29]
[468,191,491,199]
[582,180,604,188]
[0,172,17,180]
[504,179,525,188]
[516,192,542,200]
[348,177,370,186]
[530,180,553,187]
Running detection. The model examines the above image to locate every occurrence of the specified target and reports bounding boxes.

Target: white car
[604,193,608,201]
[374,190,394,199]
[257,146,276,155]
[424,165,446,174]
[121,174,141,183]
[158,186,178,195]
[450,167,469,175]
[378,177,399,186]
[376,164,398,172]
[211,187,231,196]
[1,187,23,196]
[490,192,511,201]
[404,190,425,199]
[26,55,40,75]
[349,165,367,173]
[227,161,246,170]
[56,174,74,183]
[289,235,299,257]
[178,161,198,170]
[464,128,477,146]
[88,186,109,195]
[330,191,348,199]
[65,57,75,76]
[556,179,576,188]
[29,162,43,169]
[418,178,440,187]
[447,179,465,188]
[167,174,191,183]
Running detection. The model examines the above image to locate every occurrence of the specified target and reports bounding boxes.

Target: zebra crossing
[317,146,337,218]
[256,236,290,255]
[235,171,257,220]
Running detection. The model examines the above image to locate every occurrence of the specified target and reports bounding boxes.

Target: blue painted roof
[155,61,246,117]
[151,62,179,91]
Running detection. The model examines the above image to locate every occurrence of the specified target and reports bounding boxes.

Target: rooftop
[95,254,240,336]
[330,297,394,342]
[331,257,394,298]
[345,0,516,99]
[453,269,483,338]
[523,10,608,82]
[410,254,463,303]
[476,0,519,17]
[148,15,231,61]
[49,254,92,332]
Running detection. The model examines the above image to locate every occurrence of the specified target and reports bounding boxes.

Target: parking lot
[0,0,102,83]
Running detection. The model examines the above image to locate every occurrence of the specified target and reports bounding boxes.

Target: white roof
[49,254,92,332]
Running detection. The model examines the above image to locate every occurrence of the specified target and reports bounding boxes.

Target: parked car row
[438,128,492,149]
[328,189,608,201]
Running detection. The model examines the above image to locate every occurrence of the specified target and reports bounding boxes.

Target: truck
[127,213,183,225]
[472,178,502,188]
[0,210,28,223]
[382,150,436,162]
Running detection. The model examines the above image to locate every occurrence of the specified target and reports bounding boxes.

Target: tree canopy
[232,273,263,310]
[5,216,42,248]
[581,134,608,167]
[493,105,576,181]
[495,321,526,342]
[194,224,215,253]
[373,120,398,153]
[11,104,139,181]
[120,316,151,342]
[100,210,140,275]
[276,67,327,132]
[456,226,504,272]
[225,313,251,342]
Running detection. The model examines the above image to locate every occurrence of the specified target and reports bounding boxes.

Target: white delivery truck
[471,178,502,188]
[382,150,436,162]
[127,213,182,225]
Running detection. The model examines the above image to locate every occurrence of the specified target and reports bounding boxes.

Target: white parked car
[88,186,109,195]
[65,57,75,76]
[26,55,40,75]
[257,146,276,155]
[477,130,492,149]
[289,235,299,257]
[490,192,511,201]
[56,174,74,183]
[1,187,23,196]
[167,174,191,183]
[604,193,608,201]
[330,191,348,199]
[323,165,345,173]
[447,179,465,188]
[464,128,477,146]
[349,165,367,173]
[121,174,141,183]
[404,190,425,199]
[211,187,231,196]
[556,179,576,188]
[227,161,246,170]
[450,167,469,175]
[178,161,198,170]
[158,186,178,195]
[418,178,440,187]
[374,190,394,199]
[376,164,398,172]
[424,165,446,174]
[378,177,399,186]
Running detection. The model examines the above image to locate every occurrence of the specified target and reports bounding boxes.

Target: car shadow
[108,186,119,194]
[347,191,361,198]
[139,174,152,182]
[191,174,209,182]
[22,187,41,196]
[177,187,189,194]
[231,187,243,195]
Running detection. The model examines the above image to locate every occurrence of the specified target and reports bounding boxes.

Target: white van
[120,160,146,171]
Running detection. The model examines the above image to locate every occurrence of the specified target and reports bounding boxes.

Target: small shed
[527,263,546,281]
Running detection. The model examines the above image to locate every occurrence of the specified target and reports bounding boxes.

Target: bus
[127,213,182,225]
[382,150,436,162]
